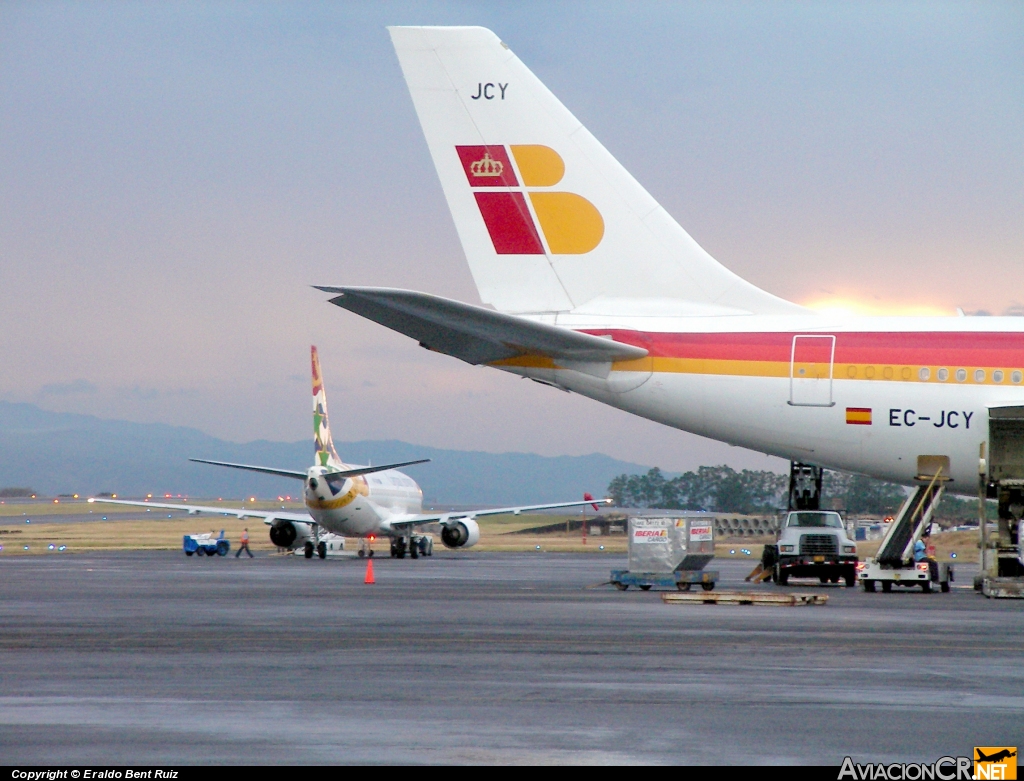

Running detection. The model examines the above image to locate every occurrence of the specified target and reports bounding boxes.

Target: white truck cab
[773,510,859,587]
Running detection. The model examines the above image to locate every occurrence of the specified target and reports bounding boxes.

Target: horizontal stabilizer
[332,459,430,479]
[316,286,648,365]
[191,456,430,481]
[189,458,307,480]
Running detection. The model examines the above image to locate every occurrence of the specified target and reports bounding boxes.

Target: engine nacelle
[440,518,480,549]
[268,520,312,549]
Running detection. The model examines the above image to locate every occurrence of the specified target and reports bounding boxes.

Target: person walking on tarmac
[236,527,253,558]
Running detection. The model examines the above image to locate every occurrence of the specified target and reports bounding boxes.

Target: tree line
[607,466,981,521]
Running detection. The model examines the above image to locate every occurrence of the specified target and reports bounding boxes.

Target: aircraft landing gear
[390,535,432,559]
[303,523,321,560]
[357,538,374,558]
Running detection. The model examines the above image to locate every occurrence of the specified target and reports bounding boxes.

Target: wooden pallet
[661,591,828,606]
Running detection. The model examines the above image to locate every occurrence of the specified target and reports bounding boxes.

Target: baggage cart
[610,515,718,591]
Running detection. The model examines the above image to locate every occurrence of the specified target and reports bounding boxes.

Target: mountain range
[0,402,650,505]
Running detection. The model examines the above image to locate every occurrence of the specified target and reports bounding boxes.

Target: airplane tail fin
[389,26,803,317]
[311,346,343,468]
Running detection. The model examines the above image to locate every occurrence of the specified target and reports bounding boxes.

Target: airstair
[876,480,944,567]
[859,463,953,593]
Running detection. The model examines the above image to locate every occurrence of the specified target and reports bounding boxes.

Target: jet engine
[440,518,480,549]
[268,520,312,549]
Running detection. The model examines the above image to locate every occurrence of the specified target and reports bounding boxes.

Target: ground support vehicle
[183,532,229,557]
[859,558,952,593]
[611,515,716,592]
[976,408,1024,598]
[769,510,859,587]
[859,463,953,593]
[610,568,718,592]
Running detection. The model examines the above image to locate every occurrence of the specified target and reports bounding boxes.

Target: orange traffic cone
[364,557,375,585]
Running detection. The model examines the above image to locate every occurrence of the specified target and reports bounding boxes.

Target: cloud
[39,379,97,396]
[122,385,200,401]
[1003,303,1024,317]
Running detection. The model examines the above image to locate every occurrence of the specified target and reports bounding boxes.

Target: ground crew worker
[915,529,938,581]
[236,527,253,558]
[913,537,927,562]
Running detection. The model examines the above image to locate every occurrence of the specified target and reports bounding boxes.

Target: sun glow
[803,297,954,318]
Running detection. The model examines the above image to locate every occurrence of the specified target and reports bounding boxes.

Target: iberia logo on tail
[456,145,604,255]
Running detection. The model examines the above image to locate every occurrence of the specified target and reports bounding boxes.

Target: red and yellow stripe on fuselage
[494,330,1024,386]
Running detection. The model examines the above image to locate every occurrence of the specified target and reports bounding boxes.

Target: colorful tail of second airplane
[311,345,342,468]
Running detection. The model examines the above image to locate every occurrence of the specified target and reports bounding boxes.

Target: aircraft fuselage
[303,465,422,537]
[498,314,1024,490]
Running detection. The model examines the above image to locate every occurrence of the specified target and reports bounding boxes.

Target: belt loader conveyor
[858,467,953,593]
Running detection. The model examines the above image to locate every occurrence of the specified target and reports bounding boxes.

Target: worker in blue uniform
[914,529,938,582]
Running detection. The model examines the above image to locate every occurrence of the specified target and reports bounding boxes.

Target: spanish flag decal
[846,407,872,425]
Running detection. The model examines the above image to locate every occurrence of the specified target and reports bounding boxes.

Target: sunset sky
[1,2,1021,472]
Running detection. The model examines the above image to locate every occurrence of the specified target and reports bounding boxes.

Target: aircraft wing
[386,497,612,530]
[315,286,648,365]
[88,498,313,525]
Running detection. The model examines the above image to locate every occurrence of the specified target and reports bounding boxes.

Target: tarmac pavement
[0,551,1020,764]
